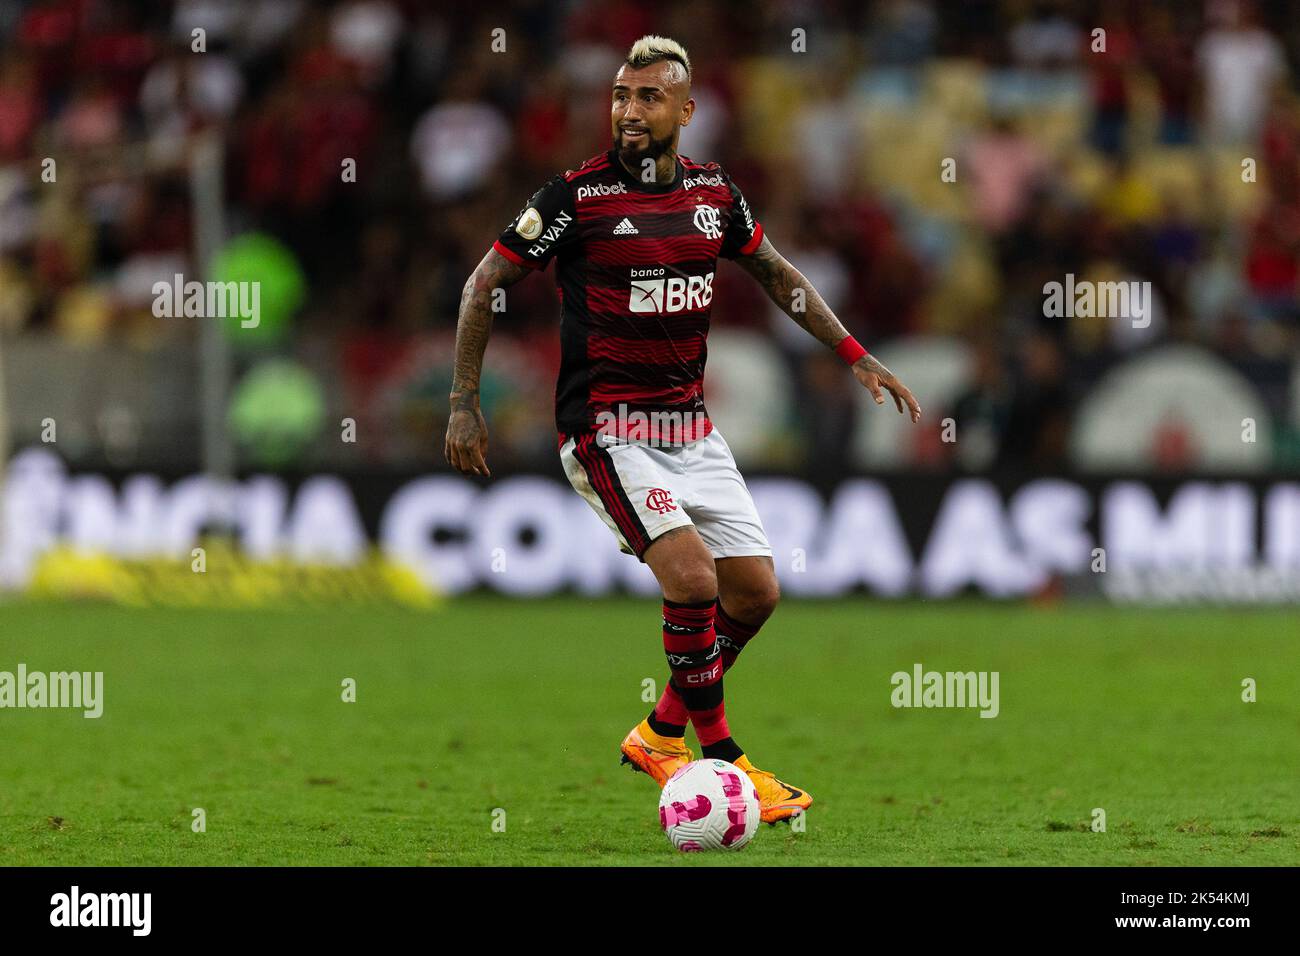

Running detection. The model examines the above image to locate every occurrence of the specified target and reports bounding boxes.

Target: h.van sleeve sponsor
[496,176,577,264]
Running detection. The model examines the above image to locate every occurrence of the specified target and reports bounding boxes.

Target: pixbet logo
[577,182,627,201]
[628,269,713,314]
[683,173,723,191]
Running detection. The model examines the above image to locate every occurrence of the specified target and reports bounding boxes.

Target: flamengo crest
[693,205,722,239]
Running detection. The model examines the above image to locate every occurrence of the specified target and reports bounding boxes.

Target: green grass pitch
[0,598,1295,866]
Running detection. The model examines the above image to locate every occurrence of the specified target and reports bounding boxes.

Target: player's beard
[614,128,674,170]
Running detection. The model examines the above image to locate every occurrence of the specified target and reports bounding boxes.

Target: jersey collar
[608,148,684,193]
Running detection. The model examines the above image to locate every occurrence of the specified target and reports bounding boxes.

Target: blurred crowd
[0,0,1298,472]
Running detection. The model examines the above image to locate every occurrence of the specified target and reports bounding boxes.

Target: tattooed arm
[444,247,531,476]
[734,236,921,422]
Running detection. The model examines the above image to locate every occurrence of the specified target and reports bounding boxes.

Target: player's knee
[729,579,780,624]
[758,579,781,619]
[665,562,718,606]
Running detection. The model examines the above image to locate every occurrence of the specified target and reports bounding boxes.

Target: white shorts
[559,429,772,561]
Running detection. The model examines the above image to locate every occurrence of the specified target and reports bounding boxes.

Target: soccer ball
[659,758,760,851]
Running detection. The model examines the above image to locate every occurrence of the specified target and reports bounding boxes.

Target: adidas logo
[612,218,639,235]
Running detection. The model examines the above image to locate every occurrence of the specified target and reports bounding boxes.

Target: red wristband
[835,336,868,365]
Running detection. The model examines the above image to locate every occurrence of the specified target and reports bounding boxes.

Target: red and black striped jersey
[492,148,763,444]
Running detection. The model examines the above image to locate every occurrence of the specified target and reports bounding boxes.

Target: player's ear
[680,97,695,127]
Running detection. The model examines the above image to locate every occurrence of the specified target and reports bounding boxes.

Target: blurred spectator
[1086,3,1138,156]
[1196,0,1286,145]
[1009,3,1082,70]
[0,55,42,161]
[55,76,125,151]
[868,0,938,67]
[964,115,1048,235]
[1142,5,1198,145]
[948,338,1010,471]
[1001,331,1070,468]
[1244,209,1300,323]
[329,0,403,88]
[792,69,859,197]
[139,45,244,155]
[410,72,511,201]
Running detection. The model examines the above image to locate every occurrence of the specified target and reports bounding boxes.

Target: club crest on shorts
[646,488,677,514]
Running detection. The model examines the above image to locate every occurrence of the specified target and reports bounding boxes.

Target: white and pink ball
[659,759,760,851]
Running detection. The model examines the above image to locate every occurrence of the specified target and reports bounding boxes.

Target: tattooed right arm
[444,247,530,476]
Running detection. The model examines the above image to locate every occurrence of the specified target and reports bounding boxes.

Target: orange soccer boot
[619,718,693,787]
[734,754,813,824]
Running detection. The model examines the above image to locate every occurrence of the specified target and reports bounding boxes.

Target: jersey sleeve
[492,175,578,270]
[718,170,764,259]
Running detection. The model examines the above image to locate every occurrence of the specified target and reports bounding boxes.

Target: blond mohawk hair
[625,35,691,82]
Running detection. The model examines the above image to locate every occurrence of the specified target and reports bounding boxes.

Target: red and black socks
[649,598,764,739]
[714,600,762,672]
[658,597,742,763]
[647,678,689,739]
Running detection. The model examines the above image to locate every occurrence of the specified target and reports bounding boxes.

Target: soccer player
[445,36,922,823]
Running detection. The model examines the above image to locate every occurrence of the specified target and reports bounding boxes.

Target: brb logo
[645,488,677,514]
[629,268,713,314]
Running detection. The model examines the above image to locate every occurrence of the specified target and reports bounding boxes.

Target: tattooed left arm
[734,236,922,421]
